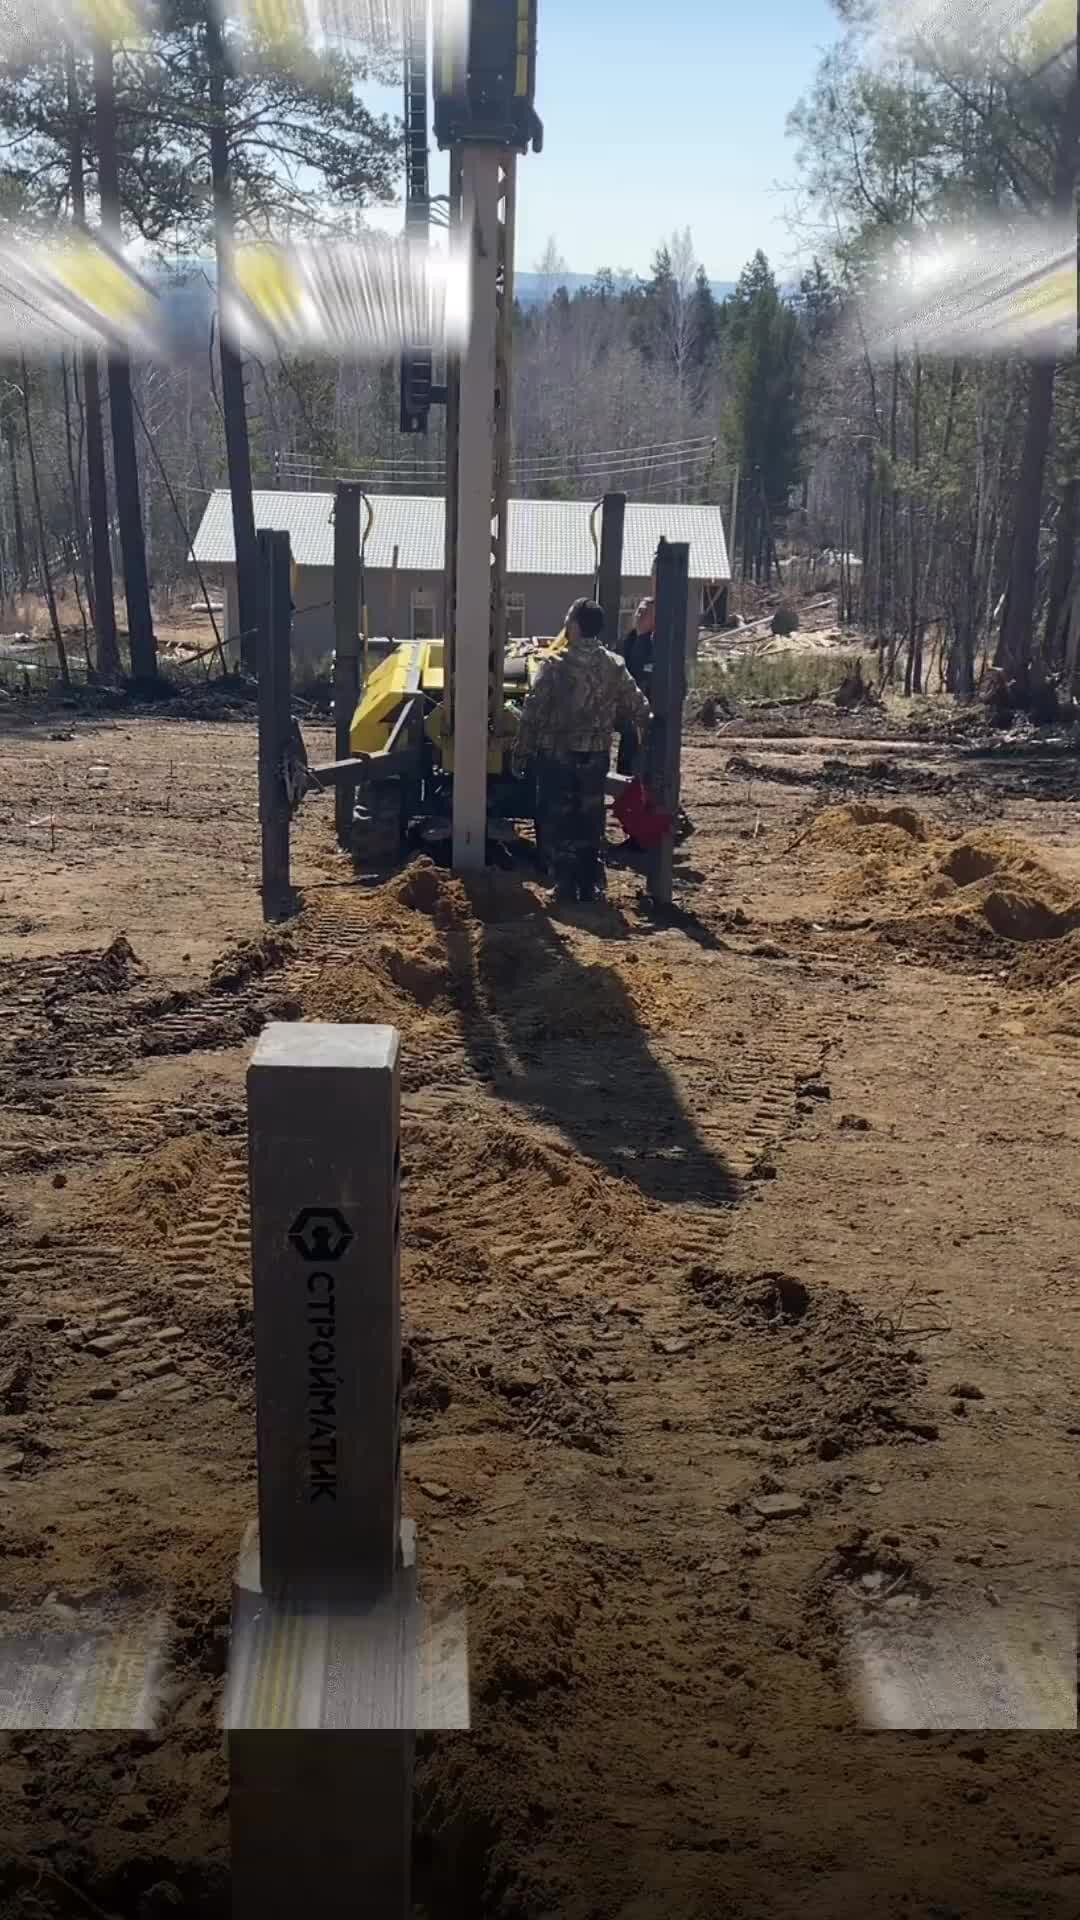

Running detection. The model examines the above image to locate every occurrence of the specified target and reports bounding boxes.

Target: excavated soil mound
[507,952,695,1050]
[805,803,929,860]
[303,862,699,1064]
[300,863,479,1039]
[92,1133,233,1247]
[405,1102,651,1263]
[511,961,642,1047]
[685,1264,931,1458]
[379,938,456,1010]
[1010,927,1080,993]
[388,857,473,928]
[464,871,547,924]
[209,931,292,994]
[303,954,444,1036]
[46,934,143,1002]
[804,807,1080,966]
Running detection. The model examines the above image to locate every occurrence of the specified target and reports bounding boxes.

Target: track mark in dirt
[0,932,300,1098]
[660,1011,830,1183]
[64,1299,194,1404]
[85,1134,253,1311]
[161,1156,251,1306]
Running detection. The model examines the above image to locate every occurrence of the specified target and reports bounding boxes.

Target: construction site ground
[0,689,1078,1919]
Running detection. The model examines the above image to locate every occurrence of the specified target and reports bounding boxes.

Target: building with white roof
[190,489,731,665]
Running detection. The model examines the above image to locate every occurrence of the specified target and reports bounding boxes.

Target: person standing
[513,597,651,903]
[617,595,655,774]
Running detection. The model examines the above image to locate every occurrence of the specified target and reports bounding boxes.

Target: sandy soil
[0,695,1077,1920]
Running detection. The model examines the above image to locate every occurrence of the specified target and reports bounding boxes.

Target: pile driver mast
[403,0,541,869]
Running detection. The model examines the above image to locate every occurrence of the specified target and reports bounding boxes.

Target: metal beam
[646,539,689,907]
[256,528,294,921]
[442,149,462,689]
[310,748,418,790]
[489,153,516,749]
[450,145,504,871]
[333,485,363,848]
[597,491,626,651]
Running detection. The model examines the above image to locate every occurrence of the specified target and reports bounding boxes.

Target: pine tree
[725,252,803,581]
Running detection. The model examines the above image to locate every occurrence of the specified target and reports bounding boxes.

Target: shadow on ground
[443,870,737,1210]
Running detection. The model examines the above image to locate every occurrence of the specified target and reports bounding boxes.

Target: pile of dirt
[404,1099,654,1282]
[301,860,697,1061]
[45,935,143,1002]
[209,931,292,994]
[299,862,478,1038]
[684,1265,931,1459]
[91,1132,232,1247]
[1009,927,1080,993]
[388,857,473,930]
[303,953,442,1035]
[803,802,930,861]
[803,806,1080,965]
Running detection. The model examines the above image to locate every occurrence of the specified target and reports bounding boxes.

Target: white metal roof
[190,490,730,581]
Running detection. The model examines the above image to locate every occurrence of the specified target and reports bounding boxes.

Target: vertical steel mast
[433,1,541,869]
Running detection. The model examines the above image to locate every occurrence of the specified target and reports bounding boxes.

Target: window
[618,596,637,640]
[411,589,437,640]
[506,592,526,641]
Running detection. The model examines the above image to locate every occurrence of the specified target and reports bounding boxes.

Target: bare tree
[17,358,70,684]
[93,37,157,681]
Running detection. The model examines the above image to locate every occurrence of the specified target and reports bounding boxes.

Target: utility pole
[93,36,157,683]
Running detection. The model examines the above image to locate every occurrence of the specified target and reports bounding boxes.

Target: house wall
[289,567,337,663]
[366,569,444,647]
[210,565,705,667]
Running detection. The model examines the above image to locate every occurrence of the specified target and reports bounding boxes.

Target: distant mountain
[515,270,738,307]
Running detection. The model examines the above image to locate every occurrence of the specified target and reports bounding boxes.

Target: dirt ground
[0,692,1078,1920]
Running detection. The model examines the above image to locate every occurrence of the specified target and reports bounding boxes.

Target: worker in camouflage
[513,597,651,903]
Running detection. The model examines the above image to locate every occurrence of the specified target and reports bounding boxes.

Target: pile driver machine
[305,0,684,881]
[342,0,549,872]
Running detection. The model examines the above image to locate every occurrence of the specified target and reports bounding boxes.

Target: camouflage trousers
[535,750,609,897]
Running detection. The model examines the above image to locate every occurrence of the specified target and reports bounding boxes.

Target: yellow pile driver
[344,626,565,864]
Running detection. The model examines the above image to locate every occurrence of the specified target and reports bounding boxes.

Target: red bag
[612,777,674,850]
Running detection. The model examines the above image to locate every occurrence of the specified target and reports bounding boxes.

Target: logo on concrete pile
[288,1208,353,1263]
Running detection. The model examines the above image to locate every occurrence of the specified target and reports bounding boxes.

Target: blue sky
[361,0,844,282]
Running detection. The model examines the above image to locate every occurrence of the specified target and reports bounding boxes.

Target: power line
[280,454,716,486]
[276,431,717,480]
[278,446,719,491]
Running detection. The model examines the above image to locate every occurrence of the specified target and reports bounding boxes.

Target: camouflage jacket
[513,636,652,768]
